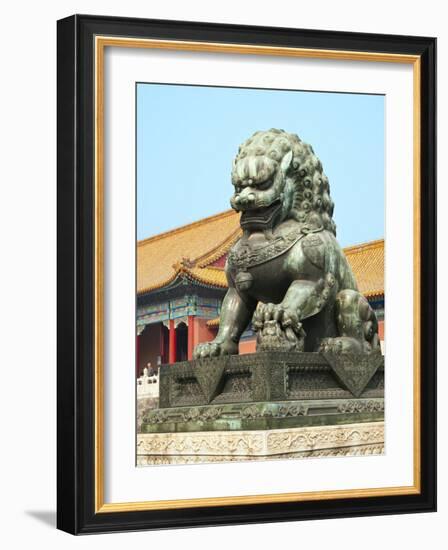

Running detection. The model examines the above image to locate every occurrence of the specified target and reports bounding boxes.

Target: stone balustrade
[137,367,159,398]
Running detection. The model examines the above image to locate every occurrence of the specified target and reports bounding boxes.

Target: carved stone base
[137,421,384,466]
[158,352,384,409]
[142,397,384,434]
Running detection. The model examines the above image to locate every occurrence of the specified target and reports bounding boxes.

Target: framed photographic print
[57,14,436,534]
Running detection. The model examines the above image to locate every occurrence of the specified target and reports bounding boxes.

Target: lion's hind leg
[318,289,380,354]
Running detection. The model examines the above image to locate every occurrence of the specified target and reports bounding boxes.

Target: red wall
[193,320,257,355]
[239,339,256,355]
[193,318,216,349]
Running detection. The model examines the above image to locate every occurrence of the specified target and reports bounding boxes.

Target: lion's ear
[280,150,293,175]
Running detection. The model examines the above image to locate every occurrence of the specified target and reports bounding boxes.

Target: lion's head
[230,129,336,235]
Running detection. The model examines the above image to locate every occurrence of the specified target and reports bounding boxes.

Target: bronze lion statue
[194,129,380,358]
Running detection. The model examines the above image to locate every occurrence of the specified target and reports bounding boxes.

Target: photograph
[136,83,386,465]
[54,13,436,534]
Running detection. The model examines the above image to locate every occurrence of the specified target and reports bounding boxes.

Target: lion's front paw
[253,302,306,352]
[318,337,365,354]
[253,302,303,335]
[193,340,238,359]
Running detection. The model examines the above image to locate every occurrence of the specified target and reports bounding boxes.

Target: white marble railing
[137,367,159,398]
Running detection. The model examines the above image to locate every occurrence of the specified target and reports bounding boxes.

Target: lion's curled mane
[231,128,336,235]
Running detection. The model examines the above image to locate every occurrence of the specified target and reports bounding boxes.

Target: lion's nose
[233,192,256,210]
[241,193,256,208]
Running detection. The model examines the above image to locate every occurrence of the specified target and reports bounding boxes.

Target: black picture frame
[57,14,436,535]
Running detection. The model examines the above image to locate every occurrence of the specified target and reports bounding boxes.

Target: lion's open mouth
[240,200,282,230]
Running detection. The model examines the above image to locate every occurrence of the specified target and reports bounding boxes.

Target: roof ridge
[343,238,384,254]
[194,227,242,267]
[137,209,236,247]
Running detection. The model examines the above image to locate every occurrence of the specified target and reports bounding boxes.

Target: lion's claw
[193,340,238,359]
[253,302,303,335]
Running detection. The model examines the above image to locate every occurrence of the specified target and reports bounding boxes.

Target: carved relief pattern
[137,422,384,457]
[181,407,223,423]
[228,227,308,271]
[338,400,384,413]
[137,444,384,465]
[194,358,226,403]
[276,403,308,417]
[214,368,252,402]
[293,388,350,399]
[239,405,262,419]
[137,433,264,455]
[288,372,339,392]
[324,352,383,397]
[239,403,308,419]
[266,424,384,453]
[252,360,270,401]
[143,397,383,426]
[269,368,286,400]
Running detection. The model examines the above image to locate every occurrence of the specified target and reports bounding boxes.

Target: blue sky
[137,83,384,247]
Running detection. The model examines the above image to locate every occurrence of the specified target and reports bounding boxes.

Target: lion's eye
[257,180,272,191]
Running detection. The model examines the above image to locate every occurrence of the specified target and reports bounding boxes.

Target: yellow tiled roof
[138,210,384,299]
[206,317,221,328]
[344,239,384,298]
[137,210,240,295]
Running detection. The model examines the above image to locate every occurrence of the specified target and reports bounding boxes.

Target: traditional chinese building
[137,210,384,375]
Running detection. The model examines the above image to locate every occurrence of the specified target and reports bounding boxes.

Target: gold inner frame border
[94,35,421,513]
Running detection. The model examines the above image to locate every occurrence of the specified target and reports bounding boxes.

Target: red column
[168,319,176,363]
[187,315,195,360]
